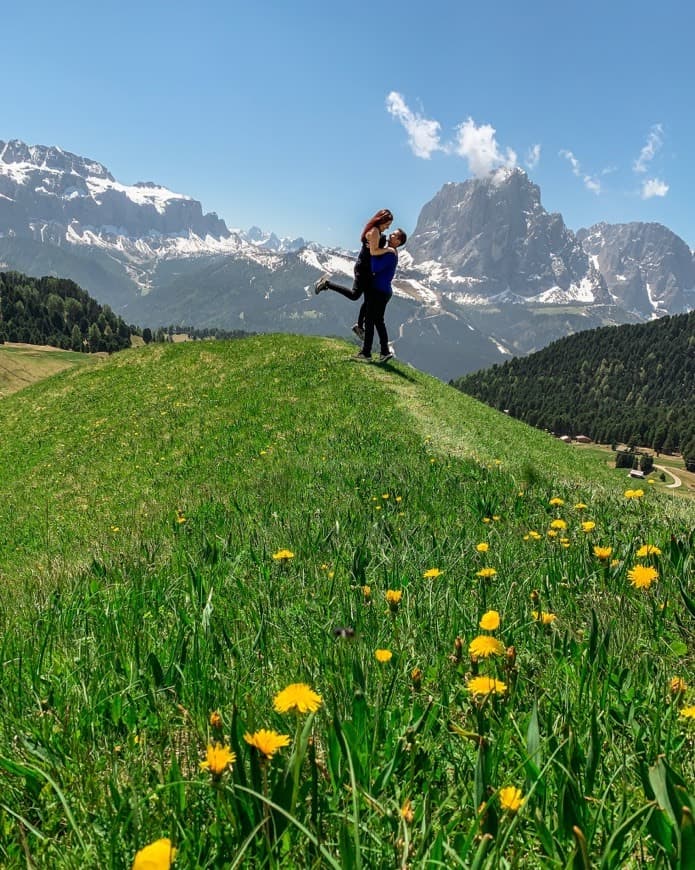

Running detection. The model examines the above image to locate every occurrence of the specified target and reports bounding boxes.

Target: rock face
[0,139,229,240]
[578,222,695,316]
[407,168,610,304]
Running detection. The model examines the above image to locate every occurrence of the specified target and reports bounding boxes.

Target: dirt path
[654,464,682,489]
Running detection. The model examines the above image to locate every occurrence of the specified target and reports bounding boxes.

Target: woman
[314,208,393,339]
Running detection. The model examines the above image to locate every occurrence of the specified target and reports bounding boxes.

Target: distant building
[629,469,645,478]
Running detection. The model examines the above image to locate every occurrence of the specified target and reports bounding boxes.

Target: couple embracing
[314,208,407,363]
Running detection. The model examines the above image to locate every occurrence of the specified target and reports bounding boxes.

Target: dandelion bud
[670,677,687,697]
[411,667,422,690]
[209,710,223,729]
[362,585,372,602]
[530,589,540,604]
[401,798,414,824]
[453,636,463,663]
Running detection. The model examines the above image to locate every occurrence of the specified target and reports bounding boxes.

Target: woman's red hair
[360,208,393,243]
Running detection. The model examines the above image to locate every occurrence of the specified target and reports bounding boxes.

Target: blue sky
[4,0,694,250]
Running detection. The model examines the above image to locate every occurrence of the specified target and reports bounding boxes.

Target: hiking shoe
[352,323,365,341]
[314,273,331,294]
[351,352,372,362]
[378,351,394,363]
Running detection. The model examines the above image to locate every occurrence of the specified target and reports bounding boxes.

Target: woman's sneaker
[378,351,394,363]
[314,273,331,294]
[352,323,365,340]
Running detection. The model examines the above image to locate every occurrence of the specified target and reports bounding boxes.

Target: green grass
[0,343,97,398]
[0,335,693,868]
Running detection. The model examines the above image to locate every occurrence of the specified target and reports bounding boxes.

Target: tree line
[452,311,695,470]
[0,271,134,353]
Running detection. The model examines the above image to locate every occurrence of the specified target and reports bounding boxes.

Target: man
[353,228,407,363]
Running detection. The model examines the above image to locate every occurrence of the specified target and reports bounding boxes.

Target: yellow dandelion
[547,530,558,538]
[498,786,523,813]
[610,558,620,568]
[627,564,659,589]
[385,589,403,606]
[482,517,492,524]
[273,683,323,715]
[528,530,542,540]
[362,585,372,600]
[670,677,687,696]
[550,519,567,530]
[549,497,565,506]
[680,706,695,719]
[244,729,291,760]
[209,710,223,728]
[574,502,588,510]
[476,567,497,579]
[401,798,414,824]
[593,546,613,560]
[469,635,505,658]
[492,515,501,521]
[624,489,644,499]
[467,676,508,697]
[532,611,557,625]
[200,743,236,776]
[423,567,442,579]
[375,649,393,663]
[475,542,490,553]
[479,610,500,631]
[581,521,596,532]
[636,544,662,557]
[132,838,177,870]
[272,549,294,561]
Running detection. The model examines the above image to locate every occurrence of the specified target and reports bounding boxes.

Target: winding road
[653,464,682,489]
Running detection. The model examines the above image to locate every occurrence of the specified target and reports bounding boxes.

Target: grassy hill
[0,335,693,868]
[0,342,98,398]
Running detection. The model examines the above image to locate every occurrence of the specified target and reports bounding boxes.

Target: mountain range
[1,139,693,380]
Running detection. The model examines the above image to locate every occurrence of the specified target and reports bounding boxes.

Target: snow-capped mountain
[1,138,693,380]
[577,222,695,317]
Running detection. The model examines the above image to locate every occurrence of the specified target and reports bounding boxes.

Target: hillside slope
[0,335,693,868]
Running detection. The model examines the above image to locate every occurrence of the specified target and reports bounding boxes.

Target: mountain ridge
[1,138,694,379]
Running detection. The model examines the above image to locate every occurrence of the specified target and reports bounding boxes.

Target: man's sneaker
[314,273,331,294]
[378,351,394,363]
[352,323,365,341]
[351,352,372,362]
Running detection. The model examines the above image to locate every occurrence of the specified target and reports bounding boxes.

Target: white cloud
[634,124,663,174]
[386,91,442,159]
[454,118,517,178]
[641,177,669,199]
[525,144,541,169]
[559,149,601,195]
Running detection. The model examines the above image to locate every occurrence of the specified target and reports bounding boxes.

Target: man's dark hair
[395,228,407,245]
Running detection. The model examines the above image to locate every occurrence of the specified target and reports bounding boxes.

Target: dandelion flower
[624,489,644,499]
[593,546,613,560]
[200,743,236,776]
[401,798,414,824]
[670,677,687,696]
[547,530,558,538]
[467,676,508,697]
[375,649,393,663]
[209,710,223,728]
[476,567,497,579]
[627,564,658,589]
[532,611,557,625]
[476,542,490,553]
[549,497,565,506]
[244,729,291,760]
[528,531,542,540]
[132,838,177,870]
[273,683,323,714]
[680,706,695,719]
[385,589,403,606]
[574,502,588,510]
[423,568,442,579]
[362,585,372,600]
[479,610,500,631]
[498,786,523,813]
[636,544,662,557]
[272,549,294,561]
[550,519,567,530]
[581,521,596,532]
[469,635,505,658]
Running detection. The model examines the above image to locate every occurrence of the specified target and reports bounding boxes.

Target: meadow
[0,335,693,869]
